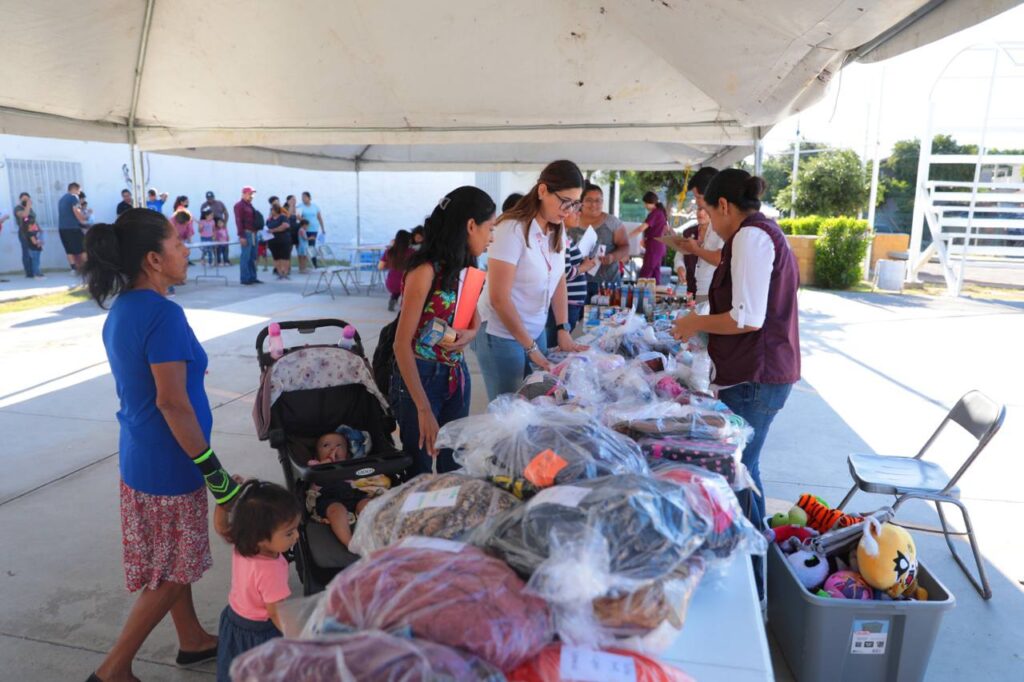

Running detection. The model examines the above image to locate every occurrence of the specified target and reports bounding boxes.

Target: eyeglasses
[582,197,603,205]
[552,191,583,213]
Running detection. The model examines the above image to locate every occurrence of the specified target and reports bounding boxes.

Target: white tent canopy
[1,0,1016,171]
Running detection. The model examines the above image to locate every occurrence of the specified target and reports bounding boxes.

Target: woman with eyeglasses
[474,160,589,400]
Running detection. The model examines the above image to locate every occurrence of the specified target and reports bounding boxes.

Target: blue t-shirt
[58,193,80,230]
[298,203,320,233]
[147,198,166,213]
[102,289,212,495]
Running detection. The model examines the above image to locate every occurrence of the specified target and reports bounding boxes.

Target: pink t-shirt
[228,551,291,621]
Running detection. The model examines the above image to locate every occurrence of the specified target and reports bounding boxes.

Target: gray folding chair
[837,390,1005,599]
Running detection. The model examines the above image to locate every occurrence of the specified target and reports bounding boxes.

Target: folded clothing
[436,395,649,487]
[474,474,706,584]
[229,631,505,682]
[320,538,552,669]
[349,473,519,555]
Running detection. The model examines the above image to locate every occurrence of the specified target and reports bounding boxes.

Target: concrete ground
[0,264,1021,681]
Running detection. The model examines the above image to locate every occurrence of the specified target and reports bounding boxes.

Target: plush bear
[857,518,919,599]
[764,525,818,547]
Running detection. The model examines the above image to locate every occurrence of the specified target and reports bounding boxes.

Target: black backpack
[372,315,400,397]
[251,207,265,231]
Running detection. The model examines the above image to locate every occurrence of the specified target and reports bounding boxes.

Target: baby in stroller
[306,425,392,548]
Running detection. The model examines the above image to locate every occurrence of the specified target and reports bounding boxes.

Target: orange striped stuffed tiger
[796,493,863,534]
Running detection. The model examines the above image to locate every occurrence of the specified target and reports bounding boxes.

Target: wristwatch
[556,323,572,333]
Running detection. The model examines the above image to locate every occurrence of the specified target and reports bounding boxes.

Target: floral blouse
[412,271,465,396]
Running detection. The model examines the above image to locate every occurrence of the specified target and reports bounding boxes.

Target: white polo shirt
[480,218,565,341]
[728,226,776,329]
[694,225,725,297]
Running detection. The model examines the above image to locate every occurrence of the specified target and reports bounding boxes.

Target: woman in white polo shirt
[475,160,588,399]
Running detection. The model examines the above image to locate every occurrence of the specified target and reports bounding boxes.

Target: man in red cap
[234,186,262,285]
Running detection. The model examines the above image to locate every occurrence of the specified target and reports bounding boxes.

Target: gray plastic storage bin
[767,543,955,682]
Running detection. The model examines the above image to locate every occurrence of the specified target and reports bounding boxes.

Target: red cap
[241,185,256,194]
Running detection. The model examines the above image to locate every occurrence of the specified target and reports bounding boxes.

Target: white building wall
[0,134,478,274]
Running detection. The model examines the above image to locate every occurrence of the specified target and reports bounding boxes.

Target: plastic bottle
[267,323,284,360]
[339,324,357,350]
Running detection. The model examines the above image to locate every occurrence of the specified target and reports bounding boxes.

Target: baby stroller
[253,319,412,594]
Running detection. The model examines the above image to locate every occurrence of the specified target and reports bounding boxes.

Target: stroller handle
[256,318,364,368]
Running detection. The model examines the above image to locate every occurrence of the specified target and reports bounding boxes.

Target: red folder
[453,267,486,330]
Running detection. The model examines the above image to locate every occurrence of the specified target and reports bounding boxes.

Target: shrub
[778,216,825,236]
[813,217,870,289]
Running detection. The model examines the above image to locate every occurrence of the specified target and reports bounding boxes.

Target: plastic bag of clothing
[475,474,706,582]
[306,538,552,670]
[508,643,695,682]
[348,473,519,555]
[230,631,505,682]
[614,406,752,444]
[435,396,649,488]
[639,435,755,491]
[652,462,767,561]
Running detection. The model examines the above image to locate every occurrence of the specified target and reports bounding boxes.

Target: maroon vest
[708,213,800,386]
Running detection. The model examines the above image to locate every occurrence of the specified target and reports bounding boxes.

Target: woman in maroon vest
[671,169,800,531]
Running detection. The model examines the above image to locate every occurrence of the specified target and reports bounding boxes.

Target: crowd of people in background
[4,184,326,286]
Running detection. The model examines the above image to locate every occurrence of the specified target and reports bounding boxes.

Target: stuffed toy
[796,493,864,534]
[768,505,808,529]
[786,548,829,590]
[764,525,818,547]
[857,518,922,599]
[823,570,873,600]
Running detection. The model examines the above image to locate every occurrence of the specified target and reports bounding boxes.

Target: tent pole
[753,127,764,176]
[789,119,801,218]
[355,163,362,248]
[865,66,885,278]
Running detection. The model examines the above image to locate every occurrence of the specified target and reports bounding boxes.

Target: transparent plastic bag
[435,396,649,487]
[229,631,505,682]
[616,406,752,444]
[652,462,767,561]
[302,538,553,670]
[348,473,519,555]
[508,643,695,682]
[473,473,708,595]
[639,435,755,492]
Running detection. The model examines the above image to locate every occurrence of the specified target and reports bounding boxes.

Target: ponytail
[642,191,666,217]
[703,169,767,212]
[82,208,171,308]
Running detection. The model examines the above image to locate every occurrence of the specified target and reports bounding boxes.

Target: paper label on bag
[523,449,569,487]
[401,486,460,513]
[558,646,637,682]
[527,485,590,509]
[850,619,889,655]
[399,536,465,553]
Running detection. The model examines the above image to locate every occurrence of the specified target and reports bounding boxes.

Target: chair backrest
[919,390,1005,491]
[313,244,336,268]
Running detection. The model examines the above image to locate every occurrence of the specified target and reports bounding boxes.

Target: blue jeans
[200,236,214,264]
[239,235,258,283]
[717,381,794,529]
[472,321,547,401]
[391,357,470,476]
[20,236,41,277]
[544,303,583,349]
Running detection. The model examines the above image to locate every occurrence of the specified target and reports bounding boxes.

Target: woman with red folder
[391,186,496,474]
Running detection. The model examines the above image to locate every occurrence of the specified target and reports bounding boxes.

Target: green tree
[775,149,868,217]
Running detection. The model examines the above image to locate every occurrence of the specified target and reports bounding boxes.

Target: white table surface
[660,555,774,681]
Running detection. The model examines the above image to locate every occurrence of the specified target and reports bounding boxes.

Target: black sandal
[176,644,218,666]
[86,674,103,682]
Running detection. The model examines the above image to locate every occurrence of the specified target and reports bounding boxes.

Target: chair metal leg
[836,483,859,511]
[892,492,992,600]
[937,497,992,600]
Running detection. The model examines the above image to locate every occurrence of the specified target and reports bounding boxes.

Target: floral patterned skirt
[120,480,213,592]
